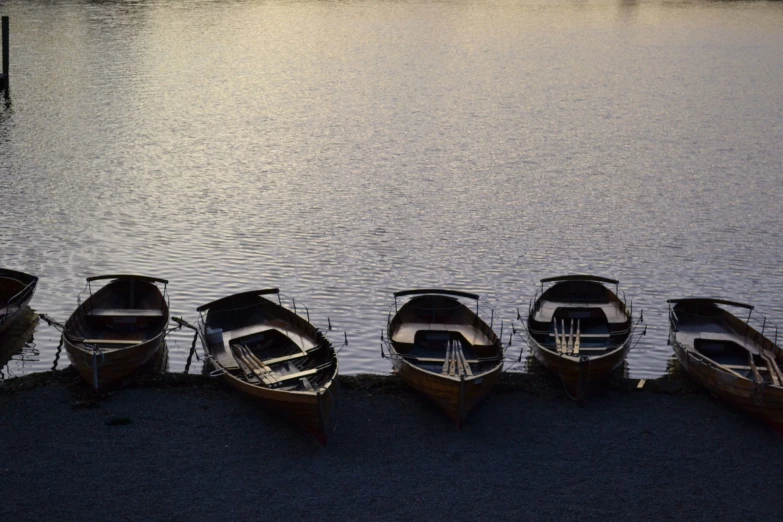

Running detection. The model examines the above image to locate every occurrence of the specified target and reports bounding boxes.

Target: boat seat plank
[222,324,276,342]
[533,301,628,324]
[80,339,143,345]
[222,324,316,352]
[266,368,318,385]
[548,332,609,339]
[269,368,319,385]
[406,356,481,364]
[88,309,164,318]
[261,351,308,366]
[391,323,493,346]
[205,331,240,370]
[690,331,762,354]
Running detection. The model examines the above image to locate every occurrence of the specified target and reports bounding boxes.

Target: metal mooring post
[1,17,8,91]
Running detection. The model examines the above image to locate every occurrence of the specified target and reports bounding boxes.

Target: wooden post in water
[1,16,8,91]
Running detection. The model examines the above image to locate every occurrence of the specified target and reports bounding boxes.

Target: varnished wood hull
[63,276,169,390]
[210,362,336,442]
[672,338,783,426]
[529,334,631,398]
[65,336,165,389]
[197,289,339,444]
[391,355,501,425]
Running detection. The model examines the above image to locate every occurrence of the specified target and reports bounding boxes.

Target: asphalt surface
[1,374,782,521]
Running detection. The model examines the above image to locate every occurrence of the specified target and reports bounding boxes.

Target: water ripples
[2,0,783,379]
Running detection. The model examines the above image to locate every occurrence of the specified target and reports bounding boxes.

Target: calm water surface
[1,0,782,379]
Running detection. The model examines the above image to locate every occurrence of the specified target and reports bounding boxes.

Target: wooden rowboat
[197,289,339,444]
[63,275,170,389]
[384,289,504,426]
[0,268,38,336]
[668,297,783,427]
[525,275,642,399]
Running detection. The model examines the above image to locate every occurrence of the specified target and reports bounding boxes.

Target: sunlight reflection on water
[1,0,782,379]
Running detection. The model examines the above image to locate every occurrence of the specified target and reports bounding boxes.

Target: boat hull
[65,336,164,389]
[62,276,169,390]
[197,289,339,444]
[392,356,501,425]
[529,334,631,398]
[210,362,336,442]
[672,338,783,426]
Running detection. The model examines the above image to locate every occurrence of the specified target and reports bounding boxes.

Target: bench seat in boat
[79,338,144,345]
[391,322,493,346]
[533,301,627,324]
[88,308,164,318]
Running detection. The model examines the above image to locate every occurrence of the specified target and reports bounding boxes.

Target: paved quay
[1,370,781,521]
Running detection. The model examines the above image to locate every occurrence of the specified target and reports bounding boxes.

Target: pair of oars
[553,319,580,355]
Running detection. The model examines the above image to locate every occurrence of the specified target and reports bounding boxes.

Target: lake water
[1,0,782,380]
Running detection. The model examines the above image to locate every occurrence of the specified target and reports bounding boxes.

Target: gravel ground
[1,375,782,522]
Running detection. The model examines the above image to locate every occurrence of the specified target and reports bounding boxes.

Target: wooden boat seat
[548,332,609,339]
[271,368,319,385]
[723,364,769,371]
[533,301,627,324]
[392,323,493,346]
[79,339,143,345]
[406,356,480,364]
[88,308,164,318]
[222,323,316,352]
[694,332,758,353]
[261,351,308,366]
[206,331,240,370]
